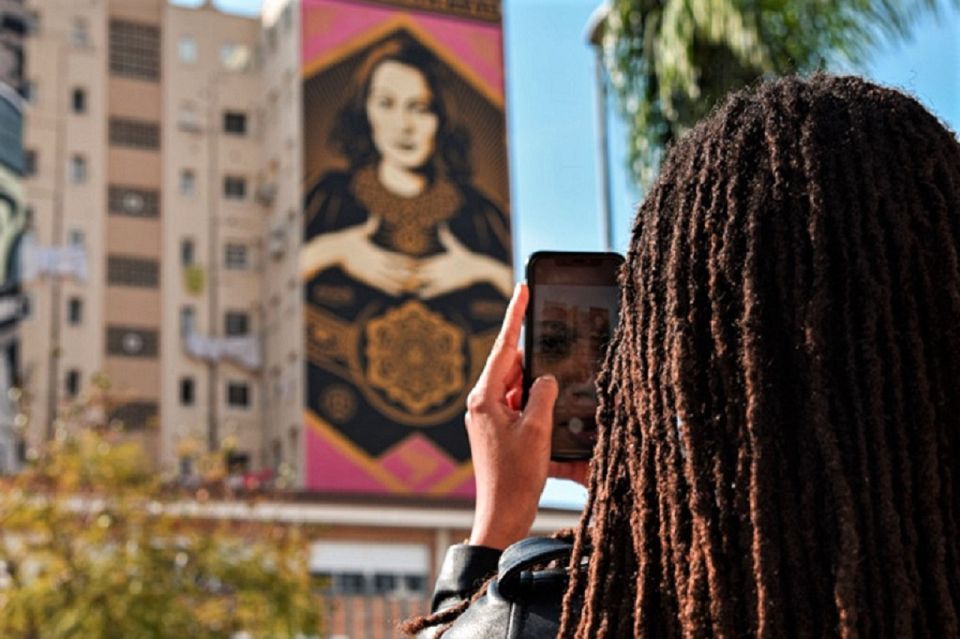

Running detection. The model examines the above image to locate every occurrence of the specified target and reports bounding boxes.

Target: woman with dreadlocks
[403,73,960,638]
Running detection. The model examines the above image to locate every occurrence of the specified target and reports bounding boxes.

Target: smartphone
[524,251,624,460]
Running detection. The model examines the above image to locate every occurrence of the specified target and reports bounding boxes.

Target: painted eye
[538,321,575,359]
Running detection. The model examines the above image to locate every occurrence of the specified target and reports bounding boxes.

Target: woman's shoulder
[304,170,366,233]
[417,537,573,638]
[305,170,353,201]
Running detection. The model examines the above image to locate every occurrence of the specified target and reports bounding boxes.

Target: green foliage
[604,0,954,184]
[0,426,321,638]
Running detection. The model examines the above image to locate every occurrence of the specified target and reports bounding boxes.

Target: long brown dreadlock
[405,73,960,638]
[560,74,960,638]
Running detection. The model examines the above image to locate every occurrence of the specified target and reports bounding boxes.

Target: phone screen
[526,253,622,459]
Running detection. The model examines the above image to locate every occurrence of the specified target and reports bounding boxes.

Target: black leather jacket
[419,537,574,638]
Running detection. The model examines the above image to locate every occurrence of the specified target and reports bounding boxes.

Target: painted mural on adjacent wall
[0,84,26,474]
[301,0,512,496]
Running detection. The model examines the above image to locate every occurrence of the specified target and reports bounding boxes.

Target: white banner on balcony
[20,236,88,282]
[184,332,262,370]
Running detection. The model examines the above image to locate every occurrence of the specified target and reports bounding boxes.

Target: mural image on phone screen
[525,252,622,459]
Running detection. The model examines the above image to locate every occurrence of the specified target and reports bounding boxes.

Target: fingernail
[535,374,557,387]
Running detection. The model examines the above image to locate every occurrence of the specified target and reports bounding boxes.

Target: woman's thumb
[524,375,558,426]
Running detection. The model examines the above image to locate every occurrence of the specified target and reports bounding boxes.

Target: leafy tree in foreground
[0,406,320,638]
[603,0,956,184]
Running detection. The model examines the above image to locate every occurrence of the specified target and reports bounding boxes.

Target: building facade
[19,0,300,477]
[13,3,583,636]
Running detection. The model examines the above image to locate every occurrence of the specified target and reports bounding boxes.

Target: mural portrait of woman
[301,22,513,496]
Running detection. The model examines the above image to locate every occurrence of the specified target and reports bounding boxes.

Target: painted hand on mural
[299,216,416,297]
[415,224,513,299]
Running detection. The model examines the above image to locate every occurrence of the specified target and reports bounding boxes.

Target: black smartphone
[524,251,624,460]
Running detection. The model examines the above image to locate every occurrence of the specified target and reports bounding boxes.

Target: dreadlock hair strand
[557,74,960,639]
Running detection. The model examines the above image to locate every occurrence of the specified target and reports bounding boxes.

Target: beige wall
[21,0,109,447]
[258,0,303,484]
[160,2,265,472]
[21,0,300,479]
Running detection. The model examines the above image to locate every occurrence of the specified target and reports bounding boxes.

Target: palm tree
[602,0,956,184]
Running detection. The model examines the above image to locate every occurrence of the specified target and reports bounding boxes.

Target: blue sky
[180,0,960,508]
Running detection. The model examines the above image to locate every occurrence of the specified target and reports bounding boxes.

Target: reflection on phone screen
[532,285,618,456]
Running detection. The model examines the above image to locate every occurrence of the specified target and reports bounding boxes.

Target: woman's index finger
[484,283,527,381]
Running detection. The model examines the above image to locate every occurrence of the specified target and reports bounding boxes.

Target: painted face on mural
[365,60,439,172]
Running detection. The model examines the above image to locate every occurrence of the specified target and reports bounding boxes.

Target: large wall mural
[301,0,512,496]
[0,84,25,474]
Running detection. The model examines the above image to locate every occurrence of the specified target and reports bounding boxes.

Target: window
[24,10,40,36]
[69,155,86,183]
[224,311,249,336]
[178,36,197,63]
[70,17,88,47]
[403,574,427,594]
[67,229,85,247]
[178,102,200,132]
[179,169,195,196]
[224,243,247,270]
[223,176,246,200]
[106,326,158,358]
[219,43,251,71]
[24,207,33,230]
[65,369,81,397]
[108,401,158,431]
[20,294,31,319]
[223,111,246,135]
[24,150,36,176]
[107,256,159,287]
[180,306,195,338]
[226,381,250,408]
[23,80,36,104]
[179,377,195,406]
[71,87,86,114]
[373,573,397,595]
[109,118,160,149]
[67,297,83,325]
[180,238,195,266]
[109,20,160,81]
[108,186,159,218]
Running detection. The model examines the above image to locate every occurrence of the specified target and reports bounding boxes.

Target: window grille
[109,19,160,81]
[106,326,159,357]
[107,255,159,287]
[109,117,160,150]
[224,311,249,336]
[227,382,250,408]
[223,176,246,199]
[108,185,159,218]
[108,401,158,431]
[224,243,247,269]
[223,111,247,135]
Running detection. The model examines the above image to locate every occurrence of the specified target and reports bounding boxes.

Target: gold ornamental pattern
[364,300,465,415]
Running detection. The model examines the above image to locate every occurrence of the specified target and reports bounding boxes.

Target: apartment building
[13,3,584,634]
[19,0,293,474]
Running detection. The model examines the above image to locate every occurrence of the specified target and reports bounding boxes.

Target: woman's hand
[300,217,416,296]
[416,225,514,299]
[466,284,560,550]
